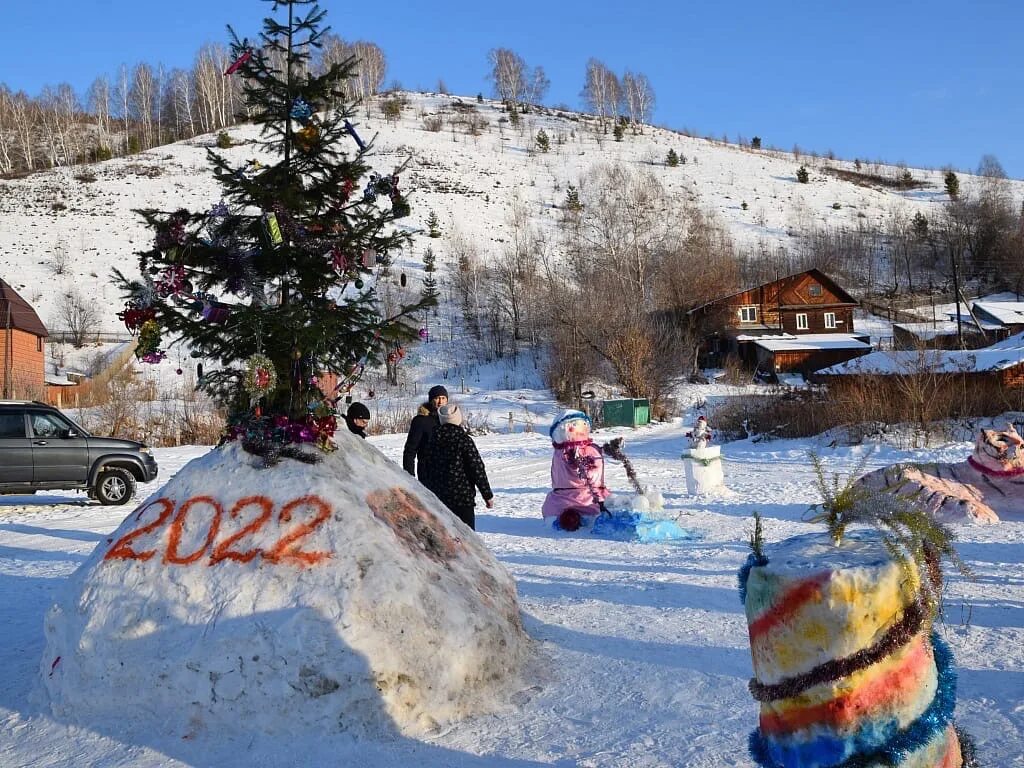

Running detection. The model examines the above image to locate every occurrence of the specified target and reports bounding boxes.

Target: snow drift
[41,432,530,738]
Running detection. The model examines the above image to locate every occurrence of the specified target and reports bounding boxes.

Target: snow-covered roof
[973,301,1024,325]
[893,321,996,340]
[820,330,1024,375]
[751,333,872,353]
[45,373,76,386]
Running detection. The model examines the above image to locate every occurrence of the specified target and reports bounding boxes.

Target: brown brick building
[0,278,48,398]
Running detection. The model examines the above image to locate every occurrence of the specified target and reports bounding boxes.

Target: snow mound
[41,433,530,738]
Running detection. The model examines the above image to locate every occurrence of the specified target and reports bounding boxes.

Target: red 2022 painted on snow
[104,494,333,567]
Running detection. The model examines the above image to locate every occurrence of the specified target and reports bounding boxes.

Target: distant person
[425,403,493,530]
[402,385,447,479]
[344,402,370,439]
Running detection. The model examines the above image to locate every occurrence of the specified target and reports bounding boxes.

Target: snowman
[541,410,611,531]
[687,415,712,450]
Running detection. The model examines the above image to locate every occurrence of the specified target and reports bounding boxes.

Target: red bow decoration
[224,49,252,76]
[118,305,157,334]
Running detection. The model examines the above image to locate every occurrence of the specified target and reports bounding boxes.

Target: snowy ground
[1,420,1021,767]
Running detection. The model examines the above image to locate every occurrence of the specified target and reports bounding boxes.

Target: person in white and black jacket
[424,403,493,530]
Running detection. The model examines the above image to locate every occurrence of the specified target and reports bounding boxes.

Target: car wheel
[95,468,136,506]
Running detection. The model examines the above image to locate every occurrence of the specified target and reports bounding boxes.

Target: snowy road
[1,421,1022,767]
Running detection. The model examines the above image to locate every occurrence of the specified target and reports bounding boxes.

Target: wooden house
[0,278,48,398]
[688,269,869,374]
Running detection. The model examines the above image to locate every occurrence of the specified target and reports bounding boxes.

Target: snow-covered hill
[3,92,1020,337]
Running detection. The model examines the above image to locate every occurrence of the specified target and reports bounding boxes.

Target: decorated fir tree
[115,0,429,464]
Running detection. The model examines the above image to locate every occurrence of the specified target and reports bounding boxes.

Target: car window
[31,413,69,438]
[0,413,25,438]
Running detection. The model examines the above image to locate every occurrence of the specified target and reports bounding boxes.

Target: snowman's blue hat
[549,409,591,438]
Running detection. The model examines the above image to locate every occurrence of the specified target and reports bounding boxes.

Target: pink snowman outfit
[541,411,610,521]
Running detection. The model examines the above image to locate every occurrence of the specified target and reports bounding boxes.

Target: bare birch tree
[582,58,620,133]
[351,41,386,103]
[114,63,131,153]
[525,66,550,107]
[0,85,17,173]
[87,76,111,149]
[488,48,527,107]
[129,63,156,148]
[621,70,655,132]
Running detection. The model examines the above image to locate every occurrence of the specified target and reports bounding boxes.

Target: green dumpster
[601,398,651,428]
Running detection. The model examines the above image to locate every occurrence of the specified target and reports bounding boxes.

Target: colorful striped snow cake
[739,531,967,768]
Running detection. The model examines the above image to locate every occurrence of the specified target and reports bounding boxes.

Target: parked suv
[0,401,158,505]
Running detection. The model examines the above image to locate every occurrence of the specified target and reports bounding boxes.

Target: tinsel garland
[748,599,926,702]
[601,437,643,495]
[554,439,607,509]
[737,551,770,605]
[225,413,338,467]
[243,354,277,399]
[748,632,961,768]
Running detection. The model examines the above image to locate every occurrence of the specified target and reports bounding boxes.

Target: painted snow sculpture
[858,422,1024,524]
[739,470,977,768]
[541,410,611,530]
[42,430,530,739]
[681,415,725,494]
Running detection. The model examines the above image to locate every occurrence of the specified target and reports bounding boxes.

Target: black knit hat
[428,385,449,401]
[347,402,370,420]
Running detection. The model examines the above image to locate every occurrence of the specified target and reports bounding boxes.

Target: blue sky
[3,0,1021,178]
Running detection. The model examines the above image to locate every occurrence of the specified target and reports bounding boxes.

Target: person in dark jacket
[344,402,370,439]
[425,403,494,530]
[402,385,448,479]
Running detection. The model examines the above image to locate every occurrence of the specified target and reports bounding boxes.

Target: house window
[739,305,758,323]
[808,283,822,297]
[824,312,837,329]
[796,313,809,330]
[37,337,43,352]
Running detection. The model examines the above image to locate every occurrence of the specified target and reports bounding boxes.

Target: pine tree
[421,245,440,304]
[666,149,679,167]
[751,136,761,150]
[944,170,960,200]
[114,0,429,464]
[613,123,624,142]
[564,183,582,211]
[535,129,550,152]
[796,165,810,183]
[426,210,441,238]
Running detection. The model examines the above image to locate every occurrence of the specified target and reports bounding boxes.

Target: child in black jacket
[425,403,493,530]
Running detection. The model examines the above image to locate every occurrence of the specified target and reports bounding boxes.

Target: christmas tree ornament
[342,119,366,151]
[243,354,278,399]
[263,212,284,246]
[418,328,429,340]
[201,300,230,324]
[223,47,252,75]
[400,273,407,287]
[295,123,320,152]
[361,248,375,269]
[390,192,411,219]
[339,179,355,202]
[354,278,364,289]
[289,97,313,124]
[176,368,183,375]
[135,320,164,363]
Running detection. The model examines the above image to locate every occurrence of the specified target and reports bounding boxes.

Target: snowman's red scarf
[553,439,608,509]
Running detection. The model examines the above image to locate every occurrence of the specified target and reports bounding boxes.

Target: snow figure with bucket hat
[541,410,697,542]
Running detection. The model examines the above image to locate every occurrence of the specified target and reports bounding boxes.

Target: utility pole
[3,300,11,399]
[950,247,963,349]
